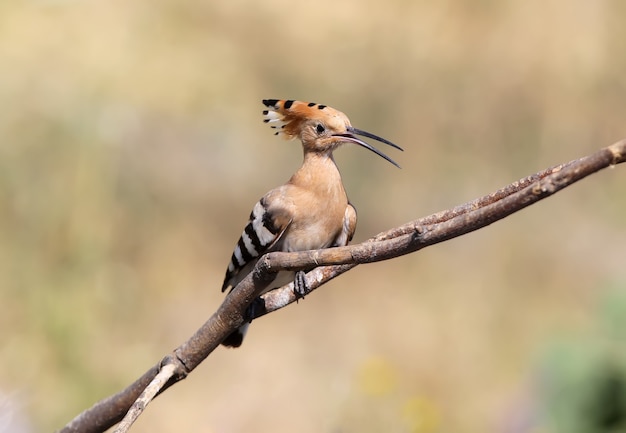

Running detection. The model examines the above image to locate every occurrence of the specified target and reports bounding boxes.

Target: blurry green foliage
[540,283,626,433]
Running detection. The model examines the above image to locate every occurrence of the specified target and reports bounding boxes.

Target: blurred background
[1,1,625,432]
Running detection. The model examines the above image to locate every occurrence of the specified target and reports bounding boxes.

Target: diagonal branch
[58,139,626,433]
[258,138,626,315]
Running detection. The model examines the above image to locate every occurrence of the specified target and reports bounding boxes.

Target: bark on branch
[58,139,626,433]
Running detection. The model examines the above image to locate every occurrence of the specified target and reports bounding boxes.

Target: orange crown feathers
[262,99,344,139]
[261,99,404,167]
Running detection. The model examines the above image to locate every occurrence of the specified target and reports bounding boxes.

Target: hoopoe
[221,99,402,347]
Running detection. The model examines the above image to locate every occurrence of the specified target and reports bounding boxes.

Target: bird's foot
[293,270,308,302]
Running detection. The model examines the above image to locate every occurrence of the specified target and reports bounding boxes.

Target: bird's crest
[262,99,344,139]
[261,98,404,167]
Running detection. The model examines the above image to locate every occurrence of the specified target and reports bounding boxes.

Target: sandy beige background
[1,1,625,432]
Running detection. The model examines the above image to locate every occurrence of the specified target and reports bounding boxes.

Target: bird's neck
[288,151,344,195]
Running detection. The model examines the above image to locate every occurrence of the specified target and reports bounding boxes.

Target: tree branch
[112,363,177,433]
[58,139,626,433]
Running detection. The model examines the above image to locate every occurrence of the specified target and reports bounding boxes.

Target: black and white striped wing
[221,197,291,292]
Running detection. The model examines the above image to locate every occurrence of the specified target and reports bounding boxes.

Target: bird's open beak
[334,127,404,168]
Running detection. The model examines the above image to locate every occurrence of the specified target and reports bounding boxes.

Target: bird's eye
[315,123,325,134]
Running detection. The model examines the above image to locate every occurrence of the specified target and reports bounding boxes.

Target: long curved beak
[334,126,404,168]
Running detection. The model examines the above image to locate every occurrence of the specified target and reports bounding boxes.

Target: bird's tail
[221,323,249,348]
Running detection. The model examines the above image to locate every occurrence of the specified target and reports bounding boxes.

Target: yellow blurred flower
[402,396,440,433]
[358,357,398,397]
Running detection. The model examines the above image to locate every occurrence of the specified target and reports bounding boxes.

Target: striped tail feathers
[221,197,292,292]
[262,99,338,139]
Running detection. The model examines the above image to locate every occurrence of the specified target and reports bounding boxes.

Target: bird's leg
[293,270,308,302]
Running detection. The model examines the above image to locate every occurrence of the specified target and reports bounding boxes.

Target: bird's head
[262,99,403,167]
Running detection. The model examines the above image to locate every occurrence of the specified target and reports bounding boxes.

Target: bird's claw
[293,270,308,302]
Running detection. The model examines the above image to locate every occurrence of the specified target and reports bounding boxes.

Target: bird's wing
[221,190,293,292]
[332,203,357,247]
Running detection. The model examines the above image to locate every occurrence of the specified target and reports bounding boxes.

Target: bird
[220,99,402,347]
